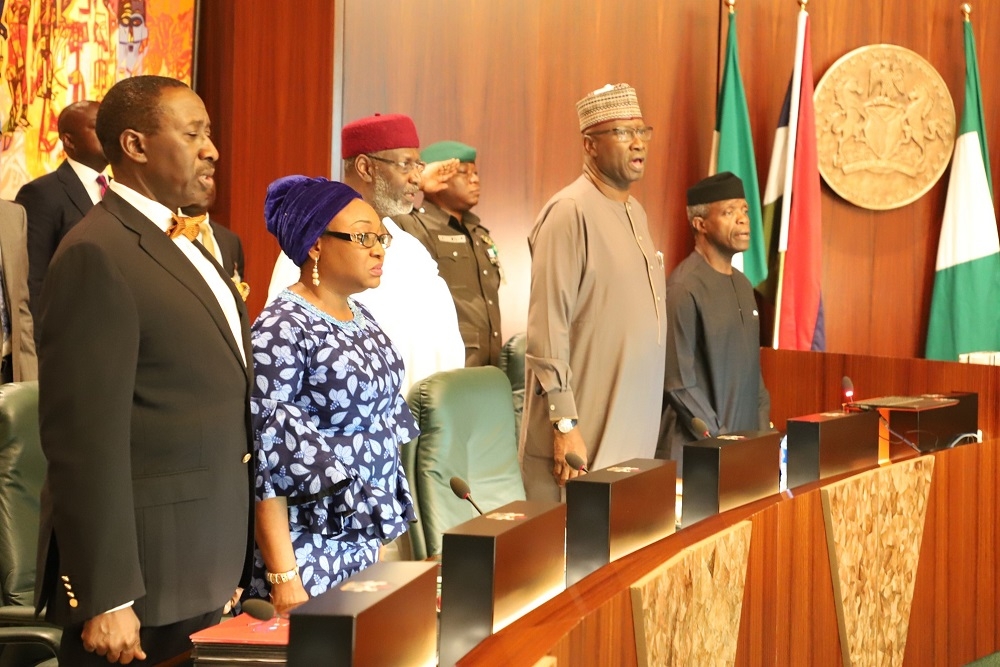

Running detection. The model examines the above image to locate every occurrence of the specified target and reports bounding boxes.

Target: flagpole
[772,0,809,349]
[710,0,738,175]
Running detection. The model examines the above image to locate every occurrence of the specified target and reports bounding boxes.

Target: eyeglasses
[323,231,393,249]
[584,126,654,143]
[365,154,426,175]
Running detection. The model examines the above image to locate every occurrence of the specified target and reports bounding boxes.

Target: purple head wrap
[264,176,363,266]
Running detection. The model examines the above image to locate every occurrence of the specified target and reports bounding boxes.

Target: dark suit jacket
[14,160,95,327]
[209,220,245,280]
[0,200,37,381]
[35,191,254,628]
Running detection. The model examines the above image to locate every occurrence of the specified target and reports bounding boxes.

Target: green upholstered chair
[0,381,60,666]
[498,332,526,440]
[403,367,526,561]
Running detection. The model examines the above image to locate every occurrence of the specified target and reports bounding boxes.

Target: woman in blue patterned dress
[245,176,416,613]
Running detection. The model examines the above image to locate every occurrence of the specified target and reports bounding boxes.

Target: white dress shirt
[66,157,108,205]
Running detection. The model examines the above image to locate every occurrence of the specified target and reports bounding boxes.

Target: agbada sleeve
[663,281,724,436]
[524,198,587,420]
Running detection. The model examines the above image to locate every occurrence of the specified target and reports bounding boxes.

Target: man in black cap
[656,172,771,476]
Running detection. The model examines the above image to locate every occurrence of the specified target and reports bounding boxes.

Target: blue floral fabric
[245,290,417,600]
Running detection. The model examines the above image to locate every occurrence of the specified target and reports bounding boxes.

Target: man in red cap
[267,113,464,392]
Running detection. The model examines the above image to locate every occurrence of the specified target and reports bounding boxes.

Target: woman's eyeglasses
[323,231,393,249]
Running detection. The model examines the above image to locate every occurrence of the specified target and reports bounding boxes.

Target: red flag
[773,10,825,351]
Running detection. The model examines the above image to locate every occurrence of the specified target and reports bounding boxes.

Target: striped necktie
[96,174,109,199]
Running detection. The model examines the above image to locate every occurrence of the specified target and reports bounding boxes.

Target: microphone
[242,598,277,621]
[839,376,920,451]
[842,376,855,406]
[842,376,879,413]
[449,476,483,515]
[564,451,588,473]
[691,417,712,439]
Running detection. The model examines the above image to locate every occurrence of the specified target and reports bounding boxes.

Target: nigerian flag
[925,17,1000,361]
[709,8,766,287]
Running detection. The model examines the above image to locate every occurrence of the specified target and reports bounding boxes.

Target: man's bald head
[59,100,107,173]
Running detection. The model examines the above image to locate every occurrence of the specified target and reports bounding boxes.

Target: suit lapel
[56,161,95,217]
[192,239,253,386]
[102,193,250,373]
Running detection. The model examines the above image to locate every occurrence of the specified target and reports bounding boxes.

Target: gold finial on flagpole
[799,0,809,8]
[961,3,972,21]
[726,0,735,14]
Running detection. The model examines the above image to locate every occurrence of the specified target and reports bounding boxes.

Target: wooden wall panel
[762,348,1000,439]
[736,486,842,667]
[195,0,335,318]
[741,0,1000,357]
[341,0,719,339]
[195,0,1000,353]
[903,439,999,664]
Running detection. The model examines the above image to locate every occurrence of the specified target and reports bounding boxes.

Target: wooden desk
[459,438,1000,666]
[760,349,1000,438]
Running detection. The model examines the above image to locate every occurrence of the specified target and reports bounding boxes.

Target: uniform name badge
[437,234,467,244]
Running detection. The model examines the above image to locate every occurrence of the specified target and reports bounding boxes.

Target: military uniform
[394,201,502,366]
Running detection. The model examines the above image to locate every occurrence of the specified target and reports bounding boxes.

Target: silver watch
[553,417,578,433]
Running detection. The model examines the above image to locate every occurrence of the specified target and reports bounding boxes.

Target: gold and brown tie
[168,214,250,302]
[166,213,207,241]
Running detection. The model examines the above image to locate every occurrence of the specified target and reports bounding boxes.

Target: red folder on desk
[189,613,287,664]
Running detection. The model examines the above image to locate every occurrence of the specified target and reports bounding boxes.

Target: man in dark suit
[35,76,253,665]
[15,100,108,327]
[0,200,37,383]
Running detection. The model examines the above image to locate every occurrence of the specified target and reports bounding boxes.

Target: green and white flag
[925,17,1000,360]
[710,8,766,287]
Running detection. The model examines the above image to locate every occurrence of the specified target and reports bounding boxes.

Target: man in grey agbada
[520,83,667,501]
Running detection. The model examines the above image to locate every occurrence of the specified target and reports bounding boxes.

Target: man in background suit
[35,76,253,665]
[0,200,36,382]
[209,219,245,280]
[15,100,107,328]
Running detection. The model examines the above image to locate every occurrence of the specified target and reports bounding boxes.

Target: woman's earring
[312,254,320,287]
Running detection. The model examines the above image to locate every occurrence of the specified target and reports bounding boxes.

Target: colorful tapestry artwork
[0,0,196,198]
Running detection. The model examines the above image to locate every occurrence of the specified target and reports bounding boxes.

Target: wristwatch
[553,418,578,433]
[265,568,299,585]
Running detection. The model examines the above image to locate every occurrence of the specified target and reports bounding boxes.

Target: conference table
[458,435,998,666]
[456,349,1000,666]
[189,350,1000,665]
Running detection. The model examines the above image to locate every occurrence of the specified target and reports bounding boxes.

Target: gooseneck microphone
[242,598,277,621]
[449,476,484,515]
[564,451,588,473]
[841,376,920,452]
[691,417,712,439]
[842,376,855,406]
